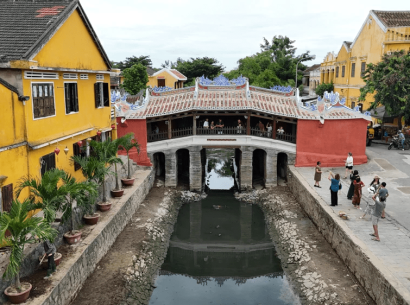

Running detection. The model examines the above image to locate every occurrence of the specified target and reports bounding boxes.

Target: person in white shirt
[344,152,353,179]
[203,118,209,129]
[277,126,284,134]
[266,122,272,137]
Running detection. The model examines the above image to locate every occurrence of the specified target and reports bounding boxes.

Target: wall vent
[24,71,58,79]
[63,73,78,79]
[80,74,88,80]
[96,74,104,80]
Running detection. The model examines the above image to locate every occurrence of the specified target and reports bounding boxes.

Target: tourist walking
[344,152,353,179]
[370,196,386,242]
[328,171,341,206]
[352,177,365,209]
[347,170,359,200]
[43,239,56,279]
[373,182,389,219]
[314,161,322,188]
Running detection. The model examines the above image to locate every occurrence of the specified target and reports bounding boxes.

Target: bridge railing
[196,126,245,135]
[172,127,193,138]
[148,131,168,142]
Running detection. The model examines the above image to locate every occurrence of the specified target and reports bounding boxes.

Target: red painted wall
[295,119,368,167]
[116,118,152,166]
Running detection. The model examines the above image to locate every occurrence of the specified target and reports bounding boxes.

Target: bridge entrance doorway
[177,149,190,187]
[277,152,288,184]
[252,149,266,188]
[153,152,165,180]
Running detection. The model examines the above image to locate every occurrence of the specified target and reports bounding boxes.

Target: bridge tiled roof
[122,85,366,121]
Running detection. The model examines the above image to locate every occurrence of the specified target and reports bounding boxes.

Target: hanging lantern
[64,146,69,155]
[111,124,116,130]
[97,130,102,136]
[77,140,83,147]
[87,137,92,143]
[54,147,60,155]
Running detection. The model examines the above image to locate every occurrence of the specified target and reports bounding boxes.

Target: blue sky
[82,0,410,70]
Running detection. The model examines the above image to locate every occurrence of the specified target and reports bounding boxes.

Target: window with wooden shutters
[1,184,13,212]
[73,141,86,171]
[64,83,79,114]
[40,153,56,177]
[32,83,55,119]
[94,82,109,108]
[361,62,366,77]
[158,79,165,87]
[351,101,356,110]
[341,66,345,77]
[336,67,339,78]
[351,63,356,77]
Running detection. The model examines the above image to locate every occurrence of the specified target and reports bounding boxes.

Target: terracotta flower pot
[4,282,32,304]
[83,213,100,225]
[39,252,63,269]
[97,202,112,212]
[121,178,135,186]
[64,230,82,244]
[111,189,124,197]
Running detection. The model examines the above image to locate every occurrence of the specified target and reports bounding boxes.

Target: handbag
[339,183,342,190]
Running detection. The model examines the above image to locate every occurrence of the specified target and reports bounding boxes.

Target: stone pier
[240,146,253,191]
[165,150,177,188]
[265,149,278,187]
[189,147,202,192]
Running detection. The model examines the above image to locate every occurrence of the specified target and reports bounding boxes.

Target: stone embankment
[236,188,373,304]
[288,165,410,305]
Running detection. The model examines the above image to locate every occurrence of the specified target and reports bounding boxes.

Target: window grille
[24,71,58,79]
[63,73,78,79]
[80,74,88,79]
[96,74,104,80]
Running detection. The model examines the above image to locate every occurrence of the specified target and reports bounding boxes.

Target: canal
[149,149,300,305]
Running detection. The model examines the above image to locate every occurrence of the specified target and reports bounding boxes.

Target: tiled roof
[0,0,111,68]
[170,69,187,81]
[147,67,156,76]
[373,10,410,28]
[0,77,19,94]
[126,86,317,120]
[303,64,321,75]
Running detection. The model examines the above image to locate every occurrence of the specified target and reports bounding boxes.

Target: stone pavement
[295,165,410,294]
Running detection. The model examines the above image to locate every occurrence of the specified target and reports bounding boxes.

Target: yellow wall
[147,70,178,88]
[33,9,108,72]
[321,14,410,111]
[0,84,25,148]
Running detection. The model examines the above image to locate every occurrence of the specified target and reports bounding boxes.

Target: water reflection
[149,150,299,305]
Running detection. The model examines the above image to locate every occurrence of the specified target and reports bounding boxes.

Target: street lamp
[295,55,316,89]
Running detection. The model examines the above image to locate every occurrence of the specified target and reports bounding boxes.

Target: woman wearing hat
[360,175,381,219]
[369,175,381,191]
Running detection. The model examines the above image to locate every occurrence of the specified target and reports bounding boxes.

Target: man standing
[43,239,56,279]
[373,182,389,218]
[370,196,386,242]
[398,130,405,150]
[216,119,224,134]
[203,118,209,129]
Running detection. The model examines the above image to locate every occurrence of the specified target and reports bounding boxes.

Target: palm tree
[118,133,140,180]
[0,199,57,291]
[89,139,123,201]
[15,168,67,223]
[59,172,98,234]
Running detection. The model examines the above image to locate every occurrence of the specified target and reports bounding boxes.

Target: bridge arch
[277,152,288,184]
[176,148,190,187]
[252,148,267,188]
[153,152,165,180]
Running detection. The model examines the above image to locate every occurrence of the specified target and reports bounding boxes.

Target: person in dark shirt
[216,119,224,134]
[43,239,56,279]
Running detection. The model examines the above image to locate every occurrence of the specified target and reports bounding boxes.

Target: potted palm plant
[118,133,140,186]
[110,136,130,197]
[1,199,57,304]
[60,172,98,244]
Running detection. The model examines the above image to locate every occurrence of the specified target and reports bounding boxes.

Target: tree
[114,55,152,70]
[360,50,410,127]
[121,63,149,95]
[118,133,140,180]
[161,57,224,86]
[0,199,57,290]
[224,36,314,89]
[16,168,67,223]
[315,82,334,97]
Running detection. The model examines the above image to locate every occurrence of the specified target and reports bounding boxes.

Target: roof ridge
[0,77,19,95]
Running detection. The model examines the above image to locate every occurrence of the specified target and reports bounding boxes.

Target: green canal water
[149,149,300,305]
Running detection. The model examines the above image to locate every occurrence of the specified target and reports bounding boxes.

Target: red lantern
[54,147,60,155]
[77,140,83,147]
[111,124,116,130]
[97,130,102,136]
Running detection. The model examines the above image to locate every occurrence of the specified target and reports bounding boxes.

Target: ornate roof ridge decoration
[270,85,293,94]
[296,90,372,124]
[250,85,293,97]
[152,86,173,93]
[199,75,247,87]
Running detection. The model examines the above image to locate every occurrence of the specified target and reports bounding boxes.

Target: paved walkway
[295,165,410,293]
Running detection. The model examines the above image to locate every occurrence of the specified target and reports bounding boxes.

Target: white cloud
[82,0,410,70]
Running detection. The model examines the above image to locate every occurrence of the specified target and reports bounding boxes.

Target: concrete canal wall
[288,165,410,305]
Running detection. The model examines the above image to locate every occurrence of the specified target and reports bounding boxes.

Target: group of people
[202,118,285,137]
[314,152,389,242]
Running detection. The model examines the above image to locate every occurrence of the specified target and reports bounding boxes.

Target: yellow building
[147,68,187,89]
[0,1,115,212]
[321,10,410,111]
